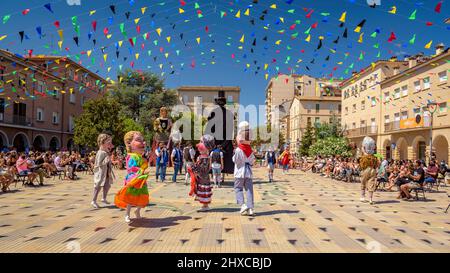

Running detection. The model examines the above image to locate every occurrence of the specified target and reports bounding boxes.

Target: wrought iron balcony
[344,125,378,138]
[0,114,32,127]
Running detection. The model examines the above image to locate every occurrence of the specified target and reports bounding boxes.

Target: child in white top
[232,121,256,216]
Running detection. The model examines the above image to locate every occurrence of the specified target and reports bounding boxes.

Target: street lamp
[426,101,438,163]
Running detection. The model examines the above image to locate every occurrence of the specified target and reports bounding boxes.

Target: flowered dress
[187,156,212,205]
[114,153,149,209]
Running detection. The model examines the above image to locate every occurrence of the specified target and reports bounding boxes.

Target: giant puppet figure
[359,136,379,205]
[204,93,236,174]
[150,107,173,166]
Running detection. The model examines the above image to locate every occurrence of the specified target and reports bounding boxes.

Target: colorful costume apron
[114,153,149,209]
[187,156,212,204]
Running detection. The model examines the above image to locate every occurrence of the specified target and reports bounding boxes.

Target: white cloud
[67,0,81,5]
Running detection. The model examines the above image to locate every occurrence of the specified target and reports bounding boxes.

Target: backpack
[183,147,192,162]
[211,149,222,164]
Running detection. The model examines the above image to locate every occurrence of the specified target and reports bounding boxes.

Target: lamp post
[426,101,438,164]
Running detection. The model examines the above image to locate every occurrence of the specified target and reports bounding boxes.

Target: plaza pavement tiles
[0,167,449,253]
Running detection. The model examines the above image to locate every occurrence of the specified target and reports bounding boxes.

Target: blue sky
[0,0,449,124]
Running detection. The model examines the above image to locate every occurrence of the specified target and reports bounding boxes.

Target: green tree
[171,111,207,145]
[251,125,271,149]
[299,123,315,156]
[308,137,352,157]
[314,114,342,139]
[122,118,145,135]
[109,69,179,143]
[74,96,126,148]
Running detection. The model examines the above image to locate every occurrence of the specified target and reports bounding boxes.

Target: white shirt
[189,148,196,161]
[210,150,223,169]
[54,156,64,171]
[232,148,256,179]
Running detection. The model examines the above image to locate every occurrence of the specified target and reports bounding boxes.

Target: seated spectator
[313,156,325,173]
[54,153,65,172]
[386,164,400,191]
[68,152,81,179]
[301,157,314,172]
[16,154,38,186]
[343,159,353,182]
[323,157,334,178]
[424,160,439,186]
[27,152,47,186]
[400,160,425,200]
[376,159,389,187]
[394,165,411,198]
[43,152,57,175]
[6,152,18,175]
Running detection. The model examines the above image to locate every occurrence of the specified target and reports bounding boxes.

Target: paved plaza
[0,167,449,253]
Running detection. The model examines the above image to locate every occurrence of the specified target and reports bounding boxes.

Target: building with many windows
[342,45,450,163]
[340,57,409,154]
[289,82,342,152]
[177,86,240,112]
[378,45,450,162]
[0,49,107,152]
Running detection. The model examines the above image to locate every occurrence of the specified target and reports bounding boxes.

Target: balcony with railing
[344,125,378,138]
[0,113,32,127]
[384,120,428,133]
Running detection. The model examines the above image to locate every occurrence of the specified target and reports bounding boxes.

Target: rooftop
[0,49,107,83]
[340,59,408,87]
[28,55,107,82]
[177,86,240,92]
[380,47,450,85]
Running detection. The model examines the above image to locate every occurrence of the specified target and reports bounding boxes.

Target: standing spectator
[210,145,224,188]
[155,142,169,182]
[265,147,277,183]
[183,142,195,185]
[171,142,183,182]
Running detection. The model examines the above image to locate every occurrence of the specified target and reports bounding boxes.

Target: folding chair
[375,178,387,192]
[445,194,450,213]
[411,186,426,201]
[16,173,28,187]
[53,169,66,180]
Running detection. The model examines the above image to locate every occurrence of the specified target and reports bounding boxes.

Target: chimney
[416,52,424,63]
[435,43,445,55]
[408,56,417,68]
[393,66,400,75]
[352,71,357,77]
